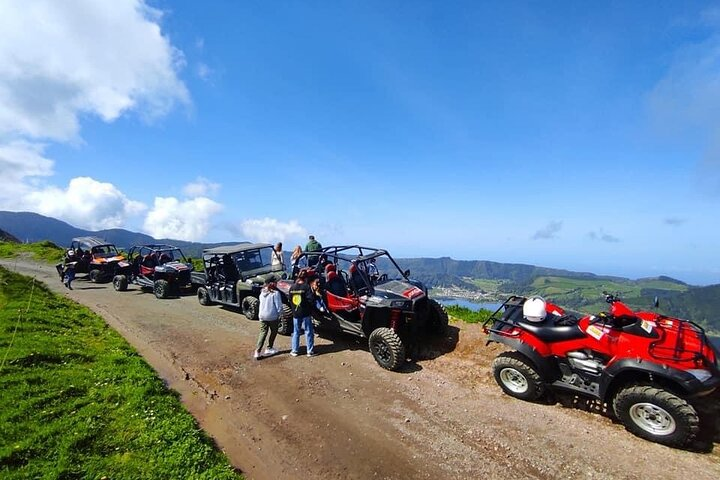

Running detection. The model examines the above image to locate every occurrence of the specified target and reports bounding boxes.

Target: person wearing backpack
[289,270,316,357]
[255,278,283,359]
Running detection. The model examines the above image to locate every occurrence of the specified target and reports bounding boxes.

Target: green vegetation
[445,305,494,324]
[0,240,63,264]
[465,278,505,292]
[0,266,241,479]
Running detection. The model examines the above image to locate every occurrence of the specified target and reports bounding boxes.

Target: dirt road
[3,257,719,480]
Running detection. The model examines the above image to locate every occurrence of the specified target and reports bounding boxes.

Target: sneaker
[290,351,299,357]
[253,350,262,360]
[264,347,278,356]
[67,283,73,290]
[306,351,316,357]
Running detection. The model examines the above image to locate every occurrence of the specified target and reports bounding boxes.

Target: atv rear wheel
[278,304,293,335]
[613,385,699,447]
[88,269,101,283]
[492,351,545,401]
[368,327,405,371]
[197,286,211,306]
[427,299,449,335]
[154,279,170,299]
[113,275,128,292]
[242,296,259,320]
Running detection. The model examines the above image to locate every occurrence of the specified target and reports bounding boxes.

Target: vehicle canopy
[202,243,283,278]
[70,236,121,257]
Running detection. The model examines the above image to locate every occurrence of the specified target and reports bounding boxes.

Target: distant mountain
[662,284,720,332]
[397,256,628,287]
[0,228,20,243]
[0,211,231,258]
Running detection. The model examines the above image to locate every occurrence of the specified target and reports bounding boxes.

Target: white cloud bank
[26,177,146,230]
[239,218,307,244]
[0,0,190,231]
[0,0,189,142]
[143,197,222,241]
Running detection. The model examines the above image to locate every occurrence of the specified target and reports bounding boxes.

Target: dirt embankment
[3,258,719,480]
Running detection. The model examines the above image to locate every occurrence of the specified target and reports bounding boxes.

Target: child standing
[255,279,283,359]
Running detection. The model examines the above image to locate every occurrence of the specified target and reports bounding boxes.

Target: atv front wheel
[613,385,699,447]
[427,299,449,335]
[492,351,545,401]
[278,304,293,335]
[88,269,101,283]
[242,296,259,320]
[113,275,128,291]
[154,279,170,299]
[368,328,405,371]
[197,286,211,306]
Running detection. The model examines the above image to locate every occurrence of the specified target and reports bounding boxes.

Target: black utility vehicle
[276,245,448,371]
[196,243,287,320]
[113,244,195,299]
[56,236,129,283]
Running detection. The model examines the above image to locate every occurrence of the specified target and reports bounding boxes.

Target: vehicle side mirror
[403,269,410,277]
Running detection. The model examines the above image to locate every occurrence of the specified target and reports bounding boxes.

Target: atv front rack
[648,316,717,367]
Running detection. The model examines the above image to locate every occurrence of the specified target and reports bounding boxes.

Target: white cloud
[0,141,54,208]
[532,220,563,240]
[197,63,213,81]
[143,196,222,241]
[239,218,307,244]
[182,177,220,197]
[25,176,146,230]
[0,0,189,142]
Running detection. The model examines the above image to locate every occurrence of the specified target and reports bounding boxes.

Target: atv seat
[139,265,155,277]
[516,318,586,343]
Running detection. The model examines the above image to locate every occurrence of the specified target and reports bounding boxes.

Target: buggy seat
[326,291,359,313]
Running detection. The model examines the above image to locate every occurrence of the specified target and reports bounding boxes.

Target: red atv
[483,293,720,447]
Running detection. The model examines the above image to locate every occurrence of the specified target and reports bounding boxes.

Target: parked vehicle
[195,243,287,320]
[275,245,448,371]
[55,236,129,283]
[113,244,195,299]
[483,293,720,447]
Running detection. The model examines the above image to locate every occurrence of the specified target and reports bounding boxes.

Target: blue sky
[1,1,719,284]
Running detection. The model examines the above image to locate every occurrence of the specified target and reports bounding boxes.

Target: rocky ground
[2,257,719,480]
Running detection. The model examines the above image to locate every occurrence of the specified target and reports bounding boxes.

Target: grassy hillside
[0,240,64,264]
[663,284,720,333]
[0,266,241,479]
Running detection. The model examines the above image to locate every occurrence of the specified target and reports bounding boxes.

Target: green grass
[464,278,505,292]
[0,266,241,479]
[0,241,64,264]
[445,305,495,324]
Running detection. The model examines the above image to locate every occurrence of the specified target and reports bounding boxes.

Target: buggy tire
[368,328,405,371]
[154,279,170,299]
[492,351,545,401]
[88,269,101,283]
[427,298,449,335]
[197,286,211,306]
[613,385,699,447]
[278,304,293,335]
[113,275,128,292]
[242,296,260,320]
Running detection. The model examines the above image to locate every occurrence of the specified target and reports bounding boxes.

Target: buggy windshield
[90,245,120,258]
[231,246,277,273]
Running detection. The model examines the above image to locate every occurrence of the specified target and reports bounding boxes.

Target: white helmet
[523,296,547,322]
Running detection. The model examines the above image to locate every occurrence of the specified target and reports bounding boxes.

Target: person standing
[289,270,315,357]
[63,261,76,290]
[255,279,283,359]
[271,242,284,270]
[290,245,303,277]
[305,235,322,267]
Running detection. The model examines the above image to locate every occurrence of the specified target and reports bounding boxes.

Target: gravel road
[3,257,719,480]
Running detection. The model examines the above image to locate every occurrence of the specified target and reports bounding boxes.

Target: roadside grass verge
[0,240,63,264]
[446,305,494,324]
[0,266,241,479]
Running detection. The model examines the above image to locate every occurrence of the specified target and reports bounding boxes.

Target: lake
[437,298,503,312]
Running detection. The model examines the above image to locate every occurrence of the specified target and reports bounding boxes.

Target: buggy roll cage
[298,245,411,280]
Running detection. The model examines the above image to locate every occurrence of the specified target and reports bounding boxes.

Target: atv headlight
[687,369,713,383]
[391,300,410,309]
